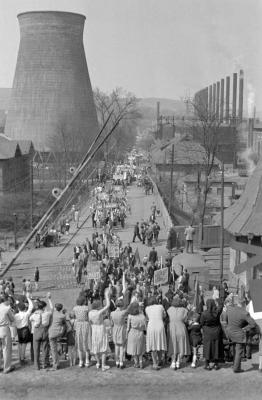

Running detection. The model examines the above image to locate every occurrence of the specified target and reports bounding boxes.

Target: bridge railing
[148,177,173,233]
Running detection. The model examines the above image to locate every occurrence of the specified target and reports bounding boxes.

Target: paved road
[2,183,168,307]
[1,184,261,400]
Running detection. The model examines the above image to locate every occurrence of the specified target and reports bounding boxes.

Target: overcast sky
[0,0,261,113]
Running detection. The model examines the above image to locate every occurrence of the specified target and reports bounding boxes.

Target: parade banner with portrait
[86,261,101,280]
[154,267,169,286]
[108,243,120,258]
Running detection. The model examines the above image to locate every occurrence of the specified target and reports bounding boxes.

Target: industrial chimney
[5,11,99,153]
[238,70,244,122]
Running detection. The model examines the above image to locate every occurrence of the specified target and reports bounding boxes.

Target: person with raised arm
[89,288,111,371]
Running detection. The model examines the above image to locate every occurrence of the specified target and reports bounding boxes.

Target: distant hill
[138,97,187,115]
[136,97,187,131]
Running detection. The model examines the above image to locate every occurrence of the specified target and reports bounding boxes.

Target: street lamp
[13,213,18,250]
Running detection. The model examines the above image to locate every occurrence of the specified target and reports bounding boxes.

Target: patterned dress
[127,314,146,355]
[110,309,128,346]
[167,307,191,357]
[89,309,109,354]
[72,305,91,352]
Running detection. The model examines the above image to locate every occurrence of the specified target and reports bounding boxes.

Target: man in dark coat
[148,247,158,265]
[132,222,142,243]
[224,298,256,373]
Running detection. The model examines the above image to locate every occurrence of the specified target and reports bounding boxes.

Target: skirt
[91,325,109,354]
[75,321,91,352]
[127,329,145,356]
[17,326,32,344]
[146,323,167,352]
[112,325,126,346]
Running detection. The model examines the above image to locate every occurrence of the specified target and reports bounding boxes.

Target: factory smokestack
[220,78,224,122]
[5,11,99,152]
[225,76,230,123]
[232,72,238,123]
[212,83,216,116]
[208,85,212,118]
[238,70,244,122]
[216,81,220,120]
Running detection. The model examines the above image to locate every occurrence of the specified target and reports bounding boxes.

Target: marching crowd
[0,170,262,377]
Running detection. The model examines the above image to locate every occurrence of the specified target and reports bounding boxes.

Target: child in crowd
[188,313,202,368]
[66,313,76,367]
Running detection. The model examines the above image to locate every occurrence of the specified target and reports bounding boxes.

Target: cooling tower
[5,11,99,152]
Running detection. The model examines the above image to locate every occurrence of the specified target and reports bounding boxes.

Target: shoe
[119,364,125,369]
[116,362,120,368]
[170,362,176,370]
[79,362,84,368]
[152,365,160,370]
[233,369,244,373]
[204,365,212,371]
[85,362,90,368]
[96,363,100,369]
[213,364,220,370]
[191,363,196,368]
[48,367,58,371]
[175,361,180,369]
[139,363,144,369]
[134,363,139,368]
[102,365,110,371]
[3,366,15,374]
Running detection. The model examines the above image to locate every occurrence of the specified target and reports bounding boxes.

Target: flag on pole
[134,247,141,265]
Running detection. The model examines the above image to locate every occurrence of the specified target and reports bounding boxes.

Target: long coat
[200,307,224,361]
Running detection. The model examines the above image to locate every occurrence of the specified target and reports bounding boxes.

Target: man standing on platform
[184,224,195,253]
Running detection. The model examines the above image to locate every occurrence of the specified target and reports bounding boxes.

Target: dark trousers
[33,327,49,369]
[186,240,193,253]
[233,343,244,372]
[132,233,142,242]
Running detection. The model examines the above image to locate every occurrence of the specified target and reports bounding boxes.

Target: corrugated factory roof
[223,161,262,236]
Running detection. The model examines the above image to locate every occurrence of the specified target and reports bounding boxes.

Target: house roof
[151,135,220,166]
[223,161,262,236]
[0,134,34,158]
[17,140,34,155]
[0,138,21,159]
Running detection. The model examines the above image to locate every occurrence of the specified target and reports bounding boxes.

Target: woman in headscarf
[200,298,224,370]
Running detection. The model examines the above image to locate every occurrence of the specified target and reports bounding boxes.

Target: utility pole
[220,162,224,284]
[13,213,18,250]
[30,159,33,229]
[169,144,174,215]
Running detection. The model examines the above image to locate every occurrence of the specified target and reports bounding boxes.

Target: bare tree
[184,97,221,228]
[93,87,141,162]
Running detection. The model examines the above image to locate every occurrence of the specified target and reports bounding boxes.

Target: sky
[0,0,262,113]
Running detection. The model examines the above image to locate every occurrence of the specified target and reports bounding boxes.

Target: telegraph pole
[13,213,18,250]
[220,162,224,284]
[30,159,33,229]
[169,144,174,214]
